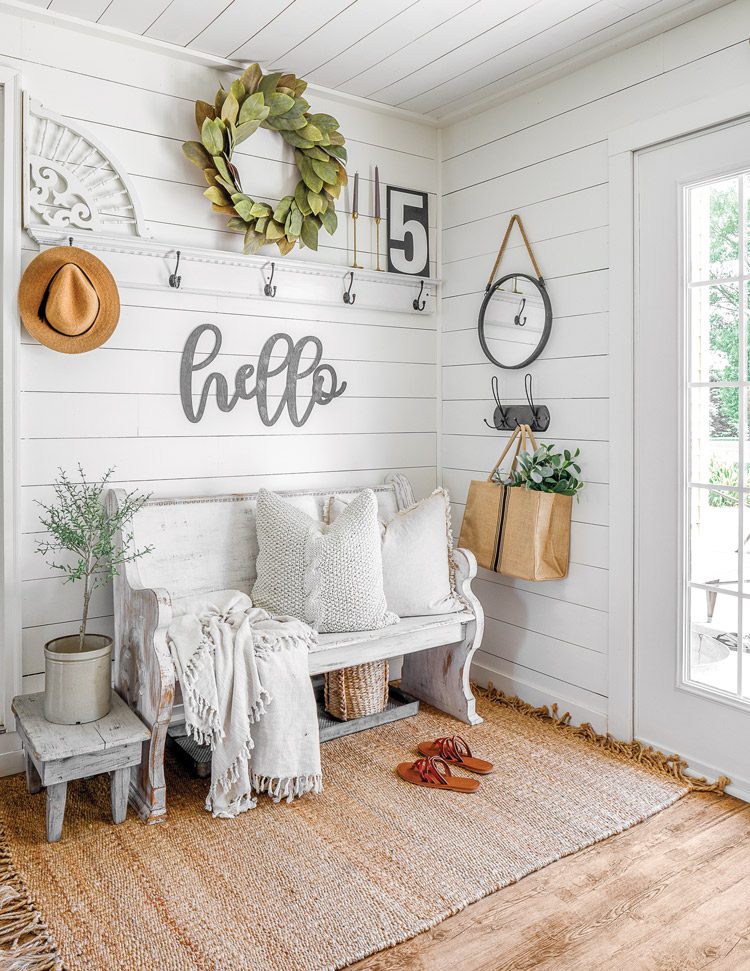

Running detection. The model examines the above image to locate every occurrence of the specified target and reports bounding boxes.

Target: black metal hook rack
[483,373,550,433]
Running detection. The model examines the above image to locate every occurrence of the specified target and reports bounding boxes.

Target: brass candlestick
[374,216,383,271]
[351,212,363,269]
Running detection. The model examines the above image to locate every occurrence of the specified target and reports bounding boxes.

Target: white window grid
[685,169,749,706]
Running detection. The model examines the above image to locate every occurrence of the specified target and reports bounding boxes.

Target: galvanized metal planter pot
[43,634,112,725]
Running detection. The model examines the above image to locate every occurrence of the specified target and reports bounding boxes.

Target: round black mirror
[478,272,552,370]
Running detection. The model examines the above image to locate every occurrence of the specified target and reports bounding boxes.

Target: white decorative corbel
[22,94,150,241]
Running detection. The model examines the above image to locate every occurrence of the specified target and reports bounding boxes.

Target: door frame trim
[608,82,750,740]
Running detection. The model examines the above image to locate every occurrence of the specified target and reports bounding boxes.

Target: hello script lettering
[180,324,347,426]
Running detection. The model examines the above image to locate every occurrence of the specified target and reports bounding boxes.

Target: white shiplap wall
[0,11,439,706]
[440,0,750,730]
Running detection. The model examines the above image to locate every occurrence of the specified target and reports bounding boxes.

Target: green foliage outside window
[706,183,744,438]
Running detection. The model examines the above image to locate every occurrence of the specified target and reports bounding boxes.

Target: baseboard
[637,734,750,804]
[0,734,23,777]
[471,659,609,735]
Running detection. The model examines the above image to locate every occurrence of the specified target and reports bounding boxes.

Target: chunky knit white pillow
[325,489,463,618]
[252,488,398,634]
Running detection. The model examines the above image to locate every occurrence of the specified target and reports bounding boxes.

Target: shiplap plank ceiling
[39,0,730,120]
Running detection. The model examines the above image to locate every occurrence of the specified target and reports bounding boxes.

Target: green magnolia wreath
[182,63,347,256]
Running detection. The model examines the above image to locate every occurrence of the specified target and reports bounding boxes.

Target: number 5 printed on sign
[386,186,430,277]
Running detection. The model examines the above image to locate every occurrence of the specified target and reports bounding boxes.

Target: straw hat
[18,246,120,354]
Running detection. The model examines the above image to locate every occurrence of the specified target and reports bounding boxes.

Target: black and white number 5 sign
[386,186,430,277]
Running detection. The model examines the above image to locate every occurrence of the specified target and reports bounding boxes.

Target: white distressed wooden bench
[107,474,484,823]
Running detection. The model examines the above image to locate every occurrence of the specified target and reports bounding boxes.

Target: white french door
[635,118,750,794]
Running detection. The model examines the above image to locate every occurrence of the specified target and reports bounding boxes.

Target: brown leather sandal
[417,735,493,775]
[396,755,480,792]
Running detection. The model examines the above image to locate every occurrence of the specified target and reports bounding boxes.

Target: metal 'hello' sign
[180,324,346,426]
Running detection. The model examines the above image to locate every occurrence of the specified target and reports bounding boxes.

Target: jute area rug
[1,690,717,971]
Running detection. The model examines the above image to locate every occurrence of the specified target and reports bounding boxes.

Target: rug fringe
[475,682,730,794]
[0,827,60,971]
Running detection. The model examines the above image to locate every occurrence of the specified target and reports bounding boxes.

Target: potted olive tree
[36,466,152,725]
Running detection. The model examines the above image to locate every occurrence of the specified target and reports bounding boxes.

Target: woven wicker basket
[324,660,389,721]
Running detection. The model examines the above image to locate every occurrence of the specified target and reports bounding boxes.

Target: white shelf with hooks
[25,227,440,316]
[22,94,439,316]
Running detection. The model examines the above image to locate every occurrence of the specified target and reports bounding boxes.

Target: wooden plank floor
[352,793,750,970]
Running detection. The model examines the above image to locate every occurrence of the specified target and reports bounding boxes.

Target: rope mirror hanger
[477,214,553,370]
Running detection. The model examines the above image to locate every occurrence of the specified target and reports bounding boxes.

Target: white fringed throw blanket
[167,590,322,818]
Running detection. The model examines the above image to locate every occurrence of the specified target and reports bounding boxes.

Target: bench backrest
[112,478,411,601]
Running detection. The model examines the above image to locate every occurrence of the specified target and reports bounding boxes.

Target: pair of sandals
[397,735,493,793]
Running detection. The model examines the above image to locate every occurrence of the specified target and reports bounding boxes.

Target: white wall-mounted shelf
[25,226,440,316]
[22,94,438,316]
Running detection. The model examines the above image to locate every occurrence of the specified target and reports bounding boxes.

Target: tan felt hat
[18,246,120,354]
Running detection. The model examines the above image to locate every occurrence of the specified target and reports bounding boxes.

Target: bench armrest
[106,489,175,729]
[453,547,483,624]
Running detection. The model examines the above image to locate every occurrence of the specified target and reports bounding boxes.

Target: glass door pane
[690,177,739,280]
[686,172,747,703]
[689,587,738,693]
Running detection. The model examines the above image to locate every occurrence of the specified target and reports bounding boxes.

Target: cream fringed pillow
[252,488,398,634]
[325,489,464,618]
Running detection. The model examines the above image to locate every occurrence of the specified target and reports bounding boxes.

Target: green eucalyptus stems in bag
[494,442,584,498]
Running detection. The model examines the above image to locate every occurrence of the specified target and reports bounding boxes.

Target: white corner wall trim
[0,63,22,732]
[607,151,635,741]
[607,81,750,742]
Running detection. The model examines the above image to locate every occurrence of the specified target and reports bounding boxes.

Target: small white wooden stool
[12,691,150,842]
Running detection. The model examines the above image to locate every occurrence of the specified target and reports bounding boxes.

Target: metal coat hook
[68,236,74,247]
[343,270,356,305]
[483,375,507,428]
[263,262,277,298]
[413,280,427,311]
[524,372,538,419]
[514,296,527,327]
[169,251,182,289]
